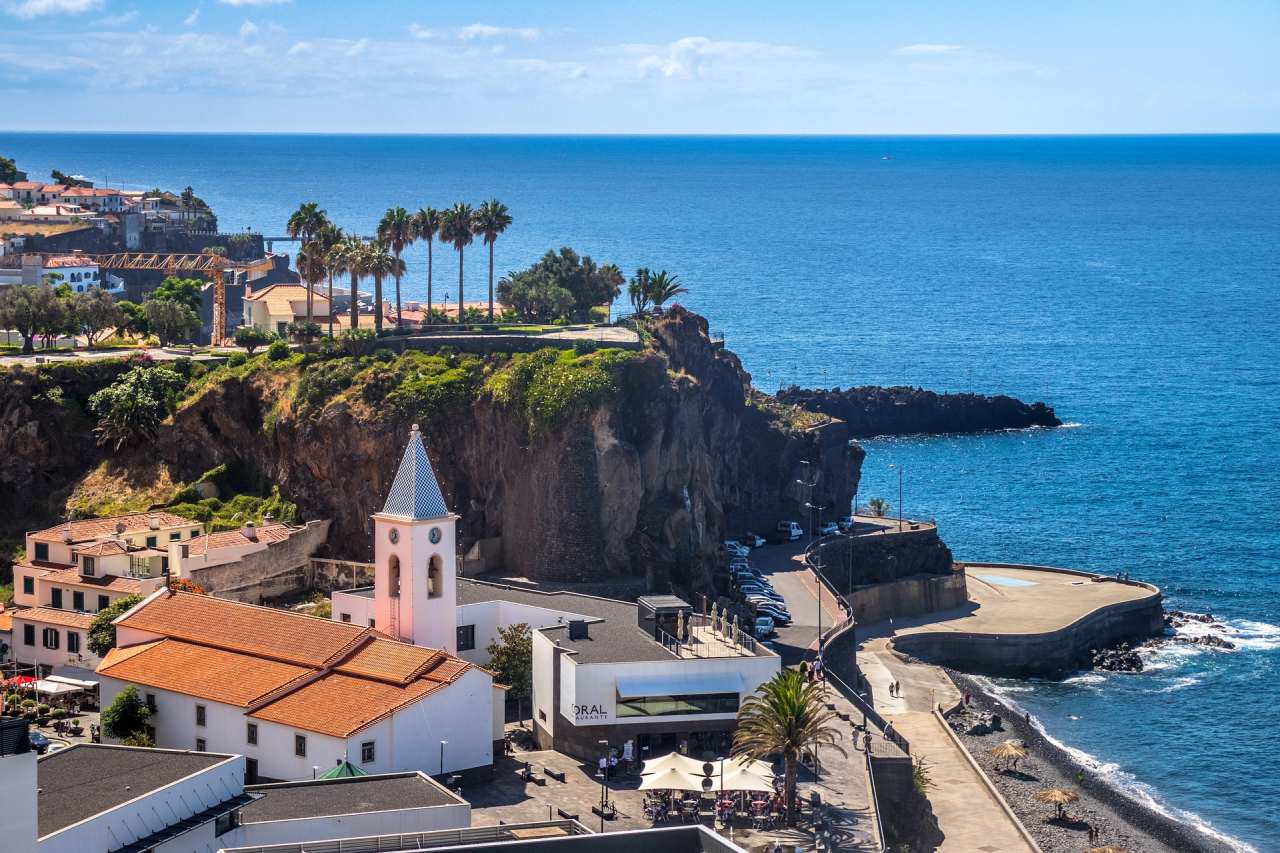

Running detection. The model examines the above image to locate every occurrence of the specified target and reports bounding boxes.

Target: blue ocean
[3,133,1277,849]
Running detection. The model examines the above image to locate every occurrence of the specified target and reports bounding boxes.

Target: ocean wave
[1058,421,1085,428]
[1061,673,1107,686]
[1156,675,1200,693]
[971,675,1258,852]
[1166,613,1280,653]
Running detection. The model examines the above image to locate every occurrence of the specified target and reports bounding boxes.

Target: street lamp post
[598,739,610,832]
[806,499,828,659]
[439,739,448,775]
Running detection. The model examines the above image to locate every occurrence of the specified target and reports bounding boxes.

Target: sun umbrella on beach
[1033,787,1080,820]
[989,740,1027,769]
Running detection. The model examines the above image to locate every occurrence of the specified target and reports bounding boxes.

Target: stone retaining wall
[189,520,330,603]
[816,526,954,592]
[842,571,969,625]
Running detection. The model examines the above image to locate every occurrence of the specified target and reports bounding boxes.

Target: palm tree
[439,203,474,323]
[628,268,654,317]
[647,270,687,312]
[377,206,414,331]
[364,242,401,334]
[287,202,329,325]
[411,207,441,325]
[314,222,344,338]
[733,668,846,826]
[295,240,327,351]
[331,235,368,333]
[470,199,512,321]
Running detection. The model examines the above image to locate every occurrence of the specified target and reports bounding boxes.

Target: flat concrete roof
[876,564,1157,639]
[37,744,231,836]
[242,772,462,823]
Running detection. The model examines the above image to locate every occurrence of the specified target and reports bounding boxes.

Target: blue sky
[2,0,1277,133]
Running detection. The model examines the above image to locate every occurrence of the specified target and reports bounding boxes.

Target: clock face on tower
[388,528,399,544]
[429,527,442,544]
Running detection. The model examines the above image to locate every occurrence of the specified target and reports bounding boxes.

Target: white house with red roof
[9,513,203,671]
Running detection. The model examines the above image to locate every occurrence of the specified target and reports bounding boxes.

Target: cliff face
[152,308,859,592]
[776,385,1060,438]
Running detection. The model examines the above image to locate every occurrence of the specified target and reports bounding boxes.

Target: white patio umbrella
[641,752,707,776]
[717,767,775,793]
[726,756,774,776]
[638,766,705,792]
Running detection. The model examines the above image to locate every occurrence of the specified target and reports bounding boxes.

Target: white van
[777,521,803,541]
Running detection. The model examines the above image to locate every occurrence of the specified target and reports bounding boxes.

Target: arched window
[427,555,443,599]
[388,554,401,598]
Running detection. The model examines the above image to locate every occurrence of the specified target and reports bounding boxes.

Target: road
[747,540,842,667]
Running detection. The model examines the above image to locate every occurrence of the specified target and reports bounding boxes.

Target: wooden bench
[544,767,566,783]
[557,808,579,821]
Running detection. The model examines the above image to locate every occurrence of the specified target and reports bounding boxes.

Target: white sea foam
[1156,675,1200,692]
[973,675,1258,852]
[1061,673,1107,686]
[1166,613,1280,653]
[1058,421,1085,428]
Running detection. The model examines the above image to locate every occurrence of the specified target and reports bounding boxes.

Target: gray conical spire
[382,424,449,520]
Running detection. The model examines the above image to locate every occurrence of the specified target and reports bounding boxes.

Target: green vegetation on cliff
[486,347,638,435]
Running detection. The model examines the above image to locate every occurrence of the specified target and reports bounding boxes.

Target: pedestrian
[609,753,618,777]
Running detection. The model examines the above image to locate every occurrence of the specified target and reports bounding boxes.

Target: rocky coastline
[777,384,1061,437]
[948,670,1236,853]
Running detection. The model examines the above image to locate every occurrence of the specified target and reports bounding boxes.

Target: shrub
[573,338,597,356]
[340,328,377,357]
[87,366,186,451]
[486,347,637,436]
[295,358,363,410]
[102,686,152,741]
[374,348,395,363]
[266,339,291,361]
[88,594,145,657]
[233,325,274,355]
[36,703,50,716]
[227,351,248,367]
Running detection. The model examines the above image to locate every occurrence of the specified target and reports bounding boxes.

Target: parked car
[819,521,839,536]
[721,540,751,558]
[740,532,766,548]
[732,566,762,580]
[753,616,777,639]
[746,596,789,613]
[753,602,792,625]
[837,516,856,531]
[741,587,785,604]
[776,520,803,541]
[27,730,50,755]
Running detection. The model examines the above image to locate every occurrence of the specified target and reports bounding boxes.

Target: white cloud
[217,0,288,6]
[287,40,311,55]
[239,19,257,38]
[93,9,138,26]
[345,38,368,57]
[3,0,101,18]
[407,23,437,40]
[183,7,199,26]
[894,43,962,56]
[630,36,812,80]
[460,23,538,41]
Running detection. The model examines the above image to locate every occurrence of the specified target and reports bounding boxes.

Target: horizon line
[3,130,1279,138]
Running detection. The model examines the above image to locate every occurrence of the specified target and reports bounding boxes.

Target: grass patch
[486,347,638,436]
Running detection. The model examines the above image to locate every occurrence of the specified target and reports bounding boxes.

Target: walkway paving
[859,639,1036,853]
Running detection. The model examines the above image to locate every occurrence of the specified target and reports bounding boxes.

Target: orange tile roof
[42,255,99,269]
[185,523,293,556]
[250,671,445,737]
[99,638,311,706]
[13,607,93,630]
[101,591,478,738]
[36,568,143,594]
[334,639,447,685]
[116,591,370,668]
[12,181,42,190]
[32,512,197,543]
[73,540,127,557]
[0,611,11,632]
[244,284,328,318]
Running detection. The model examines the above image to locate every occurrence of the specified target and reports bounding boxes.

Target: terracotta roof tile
[13,607,94,630]
[185,523,293,557]
[73,541,128,557]
[116,591,370,668]
[99,638,311,706]
[31,512,197,543]
[35,568,143,594]
[250,672,444,737]
[334,639,446,685]
[0,611,12,632]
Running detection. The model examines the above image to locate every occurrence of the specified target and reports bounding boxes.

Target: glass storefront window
[616,692,739,717]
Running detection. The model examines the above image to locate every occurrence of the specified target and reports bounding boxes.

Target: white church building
[332,427,781,761]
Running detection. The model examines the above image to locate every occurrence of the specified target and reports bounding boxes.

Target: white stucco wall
[37,749,243,853]
[98,666,495,781]
[532,630,557,735]
[455,599,595,666]
[330,590,374,627]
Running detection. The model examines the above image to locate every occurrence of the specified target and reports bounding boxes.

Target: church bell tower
[372,424,459,653]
